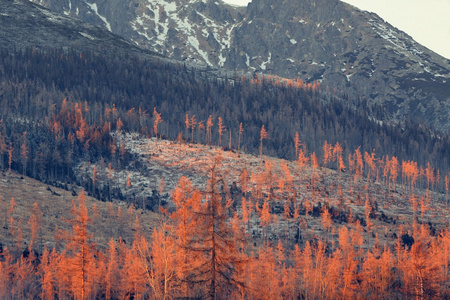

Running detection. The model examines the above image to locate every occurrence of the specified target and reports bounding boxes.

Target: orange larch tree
[294,131,300,158]
[259,124,268,157]
[239,168,249,196]
[105,239,120,300]
[323,141,333,168]
[326,247,343,299]
[337,226,359,299]
[138,106,148,133]
[383,155,391,188]
[152,107,163,141]
[190,115,197,142]
[169,156,246,298]
[217,116,225,145]
[28,203,42,253]
[360,246,394,299]
[147,222,178,300]
[116,117,123,137]
[238,122,243,151]
[12,254,37,299]
[0,248,14,297]
[20,131,28,175]
[206,115,213,145]
[121,239,148,298]
[354,147,363,184]
[245,245,282,299]
[425,162,434,192]
[40,247,57,300]
[365,198,374,241]
[197,120,205,143]
[310,240,328,299]
[196,156,245,298]
[169,176,202,298]
[390,156,399,193]
[63,189,96,300]
[310,152,319,193]
[364,150,376,190]
[260,199,271,243]
[297,148,309,181]
[334,142,345,194]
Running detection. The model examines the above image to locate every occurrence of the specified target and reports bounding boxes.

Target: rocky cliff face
[20,0,450,132]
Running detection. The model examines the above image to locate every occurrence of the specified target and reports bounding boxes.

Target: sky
[222,0,450,59]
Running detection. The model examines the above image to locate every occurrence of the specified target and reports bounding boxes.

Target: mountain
[31,0,450,133]
[1,2,450,298]
[29,0,245,66]
[0,0,162,59]
[1,0,449,173]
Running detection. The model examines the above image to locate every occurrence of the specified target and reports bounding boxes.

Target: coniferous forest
[1,47,450,299]
[0,48,448,182]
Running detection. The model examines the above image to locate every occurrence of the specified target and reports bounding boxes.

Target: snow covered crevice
[79,32,95,40]
[85,1,111,31]
[63,0,72,16]
[260,52,271,70]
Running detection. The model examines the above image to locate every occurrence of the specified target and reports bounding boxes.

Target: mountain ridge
[29,0,450,133]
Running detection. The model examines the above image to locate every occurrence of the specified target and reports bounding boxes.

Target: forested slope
[1,1,450,299]
[0,47,449,300]
[1,133,450,299]
[0,48,448,194]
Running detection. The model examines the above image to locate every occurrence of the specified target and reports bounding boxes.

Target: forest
[0,47,450,299]
[1,147,450,299]
[0,47,449,190]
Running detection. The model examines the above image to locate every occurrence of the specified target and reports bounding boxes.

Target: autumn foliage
[1,138,450,299]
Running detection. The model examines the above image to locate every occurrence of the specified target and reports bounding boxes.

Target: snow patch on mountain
[79,31,95,40]
[63,0,72,15]
[85,1,111,31]
[260,52,271,70]
[127,0,240,66]
[369,19,422,58]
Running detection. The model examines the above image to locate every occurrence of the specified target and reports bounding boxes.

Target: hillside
[82,133,450,247]
[1,1,450,298]
[1,47,448,180]
[1,0,449,175]
[0,170,157,251]
[32,0,450,133]
[1,134,449,298]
